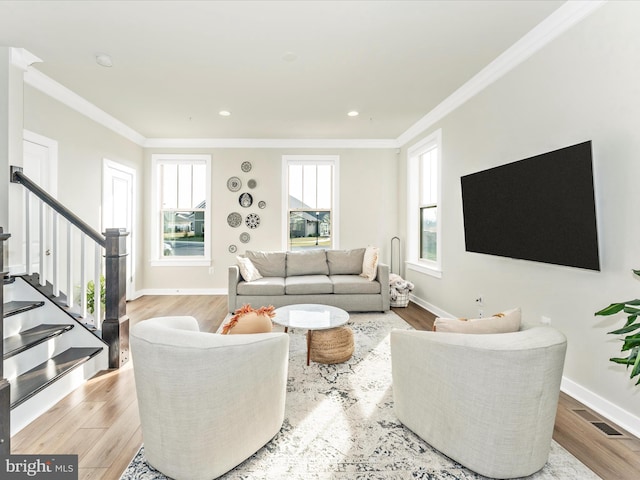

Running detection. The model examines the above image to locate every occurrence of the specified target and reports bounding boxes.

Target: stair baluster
[0,227,12,454]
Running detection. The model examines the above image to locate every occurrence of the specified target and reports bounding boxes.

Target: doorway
[102,159,136,300]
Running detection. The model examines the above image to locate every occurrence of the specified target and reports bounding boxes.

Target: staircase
[3,274,108,435]
[0,168,130,448]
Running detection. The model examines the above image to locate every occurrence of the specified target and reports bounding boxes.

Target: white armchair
[130,316,289,480]
[390,325,567,479]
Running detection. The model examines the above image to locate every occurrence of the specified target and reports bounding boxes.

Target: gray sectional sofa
[228,248,390,313]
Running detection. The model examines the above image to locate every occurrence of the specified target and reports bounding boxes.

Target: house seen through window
[152,154,211,263]
[285,156,337,250]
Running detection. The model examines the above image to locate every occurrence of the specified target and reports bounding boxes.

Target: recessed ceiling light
[347,111,359,117]
[282,51,298,62]
[95,53,113,67]
[219,110,231,117]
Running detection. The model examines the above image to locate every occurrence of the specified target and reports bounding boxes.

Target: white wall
[140,147,398,293]
[21,85,145,291]
[400,1,640,433]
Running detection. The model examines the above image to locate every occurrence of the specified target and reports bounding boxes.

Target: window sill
[150,259,211,267]
[406,260,442,279]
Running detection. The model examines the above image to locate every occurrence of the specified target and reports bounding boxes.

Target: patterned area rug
[120,311,599,479]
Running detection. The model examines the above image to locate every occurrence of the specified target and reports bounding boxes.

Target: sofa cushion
[433,307,522,334]
[237,277,285,295]
[327,248,365,275]
[285,275,333,295]
[246,250,286,277]
[331,275,381,294]
[286,250,329,276]
[360,246,379,281]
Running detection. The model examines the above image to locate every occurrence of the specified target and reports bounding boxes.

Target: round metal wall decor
[239,192,253,208]
[258,200,266,209]
[239,232,251,243]
[247,179,257,189]
[245,213,260,229]
[227,212,242,228]
[228,244,238,253]
[227,176,242,192]
[241,161,252,173]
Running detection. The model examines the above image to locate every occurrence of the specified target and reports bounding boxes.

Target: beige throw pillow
[236,256,263,282]
[433,307,521,334]
[360,246,379,281]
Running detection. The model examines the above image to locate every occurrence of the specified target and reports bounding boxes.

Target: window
[283,155,339,251]
[151,154,211,265]
[407,130,441,276]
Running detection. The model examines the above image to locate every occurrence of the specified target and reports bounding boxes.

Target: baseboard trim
[133,288,227,296]
[561,376,640,440]
[408,294,454,319]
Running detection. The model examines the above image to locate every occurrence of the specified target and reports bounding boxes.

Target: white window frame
[406,129,442,277]
[281,155,340,251]
[150,153,211,266]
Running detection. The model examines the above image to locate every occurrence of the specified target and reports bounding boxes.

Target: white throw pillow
[360,246,379,281]
[236,256,263,282]
[433,307,521,334]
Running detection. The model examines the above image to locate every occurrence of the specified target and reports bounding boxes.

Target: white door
[20,130,58,275]
[103,159,136,300]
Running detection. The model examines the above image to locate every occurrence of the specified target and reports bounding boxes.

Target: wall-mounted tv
[460,141,600,271]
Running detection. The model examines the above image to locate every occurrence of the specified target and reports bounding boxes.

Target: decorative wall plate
[228,244,237,253]
[227,176,242,192]
[258,200,266,209]
[239,232,251,243]
[241,161,252,172]
[245,213,260,229]
[247,179,257,189]
[239,192,253,208]
[227,212,242,227]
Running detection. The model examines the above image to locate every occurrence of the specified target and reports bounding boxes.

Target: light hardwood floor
[10,297,640,479]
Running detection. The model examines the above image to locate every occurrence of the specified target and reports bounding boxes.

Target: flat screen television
[460,141,600,271]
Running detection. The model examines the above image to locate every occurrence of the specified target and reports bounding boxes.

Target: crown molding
[143,137,399,149]
[23,68,147,146]
[10,48,42,71]
[396,0,608,147]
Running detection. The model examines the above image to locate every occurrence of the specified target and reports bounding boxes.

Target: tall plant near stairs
[595,269,640,385]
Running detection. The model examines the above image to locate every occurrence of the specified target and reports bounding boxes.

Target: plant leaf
[595,303,627,316]
[610,356,633,365]
[608,322,640,335]
[633,269,640,277]
[624,306,640,315]
[625,315,638,327]
[621,335,640,351]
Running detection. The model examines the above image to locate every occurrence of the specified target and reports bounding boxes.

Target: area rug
[120,311,599,479]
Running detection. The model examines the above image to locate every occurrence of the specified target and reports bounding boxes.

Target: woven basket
[309,326,354,364]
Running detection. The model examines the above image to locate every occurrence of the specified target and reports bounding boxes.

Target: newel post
[103,228,129,369]
[0,227,12,453]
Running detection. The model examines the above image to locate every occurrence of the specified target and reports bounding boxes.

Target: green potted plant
[87,275,106,315]
[595,269,640,385]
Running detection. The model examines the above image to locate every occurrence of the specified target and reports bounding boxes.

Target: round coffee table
[273,304,350,365]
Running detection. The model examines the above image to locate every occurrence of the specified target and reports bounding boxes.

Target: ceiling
[0,0,566,140]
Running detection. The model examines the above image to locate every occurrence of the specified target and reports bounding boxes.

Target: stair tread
[3,323,75,360]
[3,300,45,318]
[10,347,103,408]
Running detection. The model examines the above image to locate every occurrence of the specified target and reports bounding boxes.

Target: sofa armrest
[377,263,390,310]
[228,265,240,313]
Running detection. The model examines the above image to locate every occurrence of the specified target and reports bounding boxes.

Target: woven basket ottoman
[309,326,354,364]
